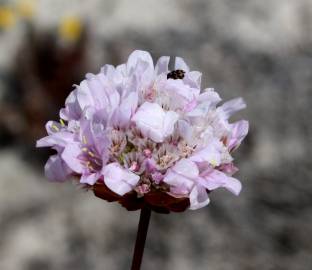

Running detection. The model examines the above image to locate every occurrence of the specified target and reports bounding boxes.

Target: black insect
[167,69,185,80]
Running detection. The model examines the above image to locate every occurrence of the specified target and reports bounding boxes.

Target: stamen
[88,164,95,171]
[60,119,65,126]
[52,125,60,132]
[93,158,102,166]
[88,151,95,157]
[82,136,87,144]
[86,161,94,171]
[210,159,217,167]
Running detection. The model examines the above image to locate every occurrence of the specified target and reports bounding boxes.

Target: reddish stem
[131,207,151,270]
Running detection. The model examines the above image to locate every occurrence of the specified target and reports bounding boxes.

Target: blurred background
[0,0,311,269]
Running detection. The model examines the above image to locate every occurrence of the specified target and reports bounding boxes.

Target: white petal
[175,57,190,72]
[189,185,210,210]
[164,79,199,110]
[132,102,178,142]
[163,171,194,191]
[163,111,179,137]
[103,163,140,195]
[172,159,199,179]
[87,77,109,109]
[120,92,138,120]
[190,140,223,166]
[219,97,246,119]
[184,71,202,88]
[105,176,133,195]
[127,50,154,74]
[155,56,170,75]
[200,170,242,195]
[224,176,242,195]
[122,169,140,186]
[177,120,193,144]
[80,173,99,185]
[100,64,115,76]
[186,101,212,117]
[198,89,222,105]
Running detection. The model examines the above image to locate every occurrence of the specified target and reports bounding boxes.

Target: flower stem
[131,207,151,270]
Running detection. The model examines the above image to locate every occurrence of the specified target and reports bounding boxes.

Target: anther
[60,119,66,127]
[52,125,60,132]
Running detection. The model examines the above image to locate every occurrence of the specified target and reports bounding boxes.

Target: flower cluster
[37,50,248,211]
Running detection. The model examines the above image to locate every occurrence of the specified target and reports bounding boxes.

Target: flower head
[37,50,248,212]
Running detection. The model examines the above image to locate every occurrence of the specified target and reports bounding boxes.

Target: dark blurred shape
[94,182,190,214]
[0,22,88,151]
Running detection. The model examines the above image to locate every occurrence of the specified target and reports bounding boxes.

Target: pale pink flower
[37,50,248,210]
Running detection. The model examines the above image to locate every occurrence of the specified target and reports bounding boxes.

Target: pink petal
[200,170,242,196]
[80,173,100,185]
[61,143,84,174]
[190,140,223,165]
[117,91,138,127]
[218,163,239,175]
[228,120,249,150]
[44,155,72,182]
[164,159,198,191]
[60,89,82,120]
[102,163,140,195]
[189,185,210,210]
[36,131,73,148]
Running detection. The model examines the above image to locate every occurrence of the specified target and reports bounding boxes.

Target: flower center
[158,154,174,168]
[80,147,102,172]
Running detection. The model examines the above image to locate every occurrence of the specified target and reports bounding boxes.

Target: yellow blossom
[58,16,82,42]
[0,6,16,29]
[16,0,36,19]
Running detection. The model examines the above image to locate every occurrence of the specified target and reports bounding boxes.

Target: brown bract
[93,183,190,214]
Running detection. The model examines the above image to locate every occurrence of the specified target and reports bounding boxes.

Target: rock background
[0,1,311,269]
